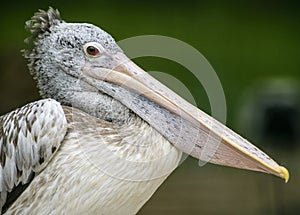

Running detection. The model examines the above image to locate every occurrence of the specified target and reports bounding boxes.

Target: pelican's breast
[6,106,182,214]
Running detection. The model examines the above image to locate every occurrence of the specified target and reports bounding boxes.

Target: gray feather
[0,99,68,212]
[23,7,122,109]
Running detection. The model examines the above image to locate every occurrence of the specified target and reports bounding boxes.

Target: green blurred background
[1,0,299,214]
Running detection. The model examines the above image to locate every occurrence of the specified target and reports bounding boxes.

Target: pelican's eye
[86,46,99,56]
[83,42,104,58]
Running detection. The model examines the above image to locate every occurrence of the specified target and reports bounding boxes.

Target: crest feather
[24,7,62,44]
[23,7,63,80]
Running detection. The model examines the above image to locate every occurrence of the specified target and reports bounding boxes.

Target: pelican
[0,7,289,214]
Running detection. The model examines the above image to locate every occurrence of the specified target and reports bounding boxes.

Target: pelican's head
[24,7,289,182]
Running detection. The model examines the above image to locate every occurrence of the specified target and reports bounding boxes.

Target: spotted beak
[82,50,289,183]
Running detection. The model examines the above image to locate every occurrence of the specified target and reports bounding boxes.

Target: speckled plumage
[0,99,68,212]
[1,8,181,213]
[5,105,181,214]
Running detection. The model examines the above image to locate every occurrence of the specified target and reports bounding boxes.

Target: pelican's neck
[65,89,134,125]
[34,66,134,125]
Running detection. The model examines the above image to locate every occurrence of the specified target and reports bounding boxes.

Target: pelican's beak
[83,51,289,182]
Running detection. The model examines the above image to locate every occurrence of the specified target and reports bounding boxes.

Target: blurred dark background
[1,0,299,214]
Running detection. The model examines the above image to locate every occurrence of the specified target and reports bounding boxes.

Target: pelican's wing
[0,99,68,212]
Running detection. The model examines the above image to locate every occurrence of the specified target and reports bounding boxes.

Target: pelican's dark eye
[83,42,104,57]
[86,46,100,56]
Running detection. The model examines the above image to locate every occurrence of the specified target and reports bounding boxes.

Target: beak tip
[278,166,289,183]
